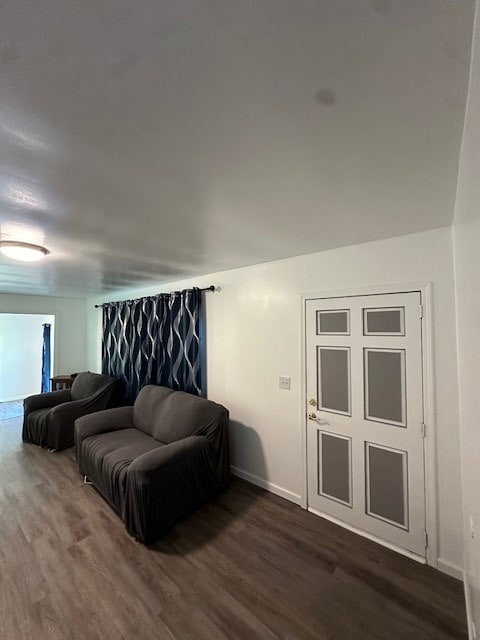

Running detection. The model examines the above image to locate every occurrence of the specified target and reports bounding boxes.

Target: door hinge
[424,531,429,548]
[421,422,426,438]
[419,304,424,319]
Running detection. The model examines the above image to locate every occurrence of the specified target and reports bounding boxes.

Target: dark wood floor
[0,417,467,640]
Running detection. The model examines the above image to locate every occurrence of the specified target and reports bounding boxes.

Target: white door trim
[299,282,438,569]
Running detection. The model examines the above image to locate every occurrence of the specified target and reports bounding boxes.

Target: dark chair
[23,371,116,451]
[75,385,230,544]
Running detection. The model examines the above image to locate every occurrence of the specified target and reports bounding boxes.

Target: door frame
[0,311,58,400]
[300,282,437,568]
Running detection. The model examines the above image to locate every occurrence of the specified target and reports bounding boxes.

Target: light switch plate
[279,376,291,390]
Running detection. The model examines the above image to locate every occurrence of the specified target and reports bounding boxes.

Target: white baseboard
[436,557,463,581]
[230,466,302,506]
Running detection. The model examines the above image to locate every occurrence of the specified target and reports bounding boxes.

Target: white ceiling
[0,0,474,297]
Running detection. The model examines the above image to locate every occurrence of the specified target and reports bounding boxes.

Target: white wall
[0,294,88,378]
[452,2,480,636]
[0,314,54,401]
[87,226,463,578]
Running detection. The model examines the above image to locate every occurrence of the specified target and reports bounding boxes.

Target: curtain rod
[94,285,216,308]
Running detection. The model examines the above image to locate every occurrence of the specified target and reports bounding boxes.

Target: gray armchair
[23,371,116,451]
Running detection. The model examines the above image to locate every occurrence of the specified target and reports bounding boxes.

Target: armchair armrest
[24,389,72,413]
[75,406,134,461]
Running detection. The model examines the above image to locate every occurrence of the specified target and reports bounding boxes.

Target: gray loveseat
[75,385,230,544]
[23,371,116,451]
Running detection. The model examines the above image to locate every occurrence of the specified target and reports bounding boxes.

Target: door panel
[318,431,352,506]
[317,309,350,335]
[317,347,351,415]
[363,307,405,336]
[364,348,406,426]
[366,442,408,529]
[306,292,426,558]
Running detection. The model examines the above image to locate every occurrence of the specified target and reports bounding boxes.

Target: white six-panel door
[305,292,426,558]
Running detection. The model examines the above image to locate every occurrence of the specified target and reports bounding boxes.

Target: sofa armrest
[125,435,220,543]
[75,406,134,461]
[24,389,72,413]
[129,435,211,478]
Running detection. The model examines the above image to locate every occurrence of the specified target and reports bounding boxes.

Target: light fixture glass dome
[0,241,50,262]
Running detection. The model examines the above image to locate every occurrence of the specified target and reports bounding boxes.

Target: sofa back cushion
[71,371,115,401]
[133,385,226,444]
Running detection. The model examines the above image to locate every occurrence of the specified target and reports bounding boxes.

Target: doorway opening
[0,313,55,421]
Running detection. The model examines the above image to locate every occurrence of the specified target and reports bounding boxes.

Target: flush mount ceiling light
[0,240,50,262]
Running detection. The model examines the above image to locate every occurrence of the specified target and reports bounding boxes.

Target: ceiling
[0,0,474,297]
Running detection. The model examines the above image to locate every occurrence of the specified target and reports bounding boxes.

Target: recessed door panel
[318,431,352,506]
[317,310,350,335]
[364,349,406,426]
[366,443,408,529]
[363,307,405,336]
[317,347,351,415]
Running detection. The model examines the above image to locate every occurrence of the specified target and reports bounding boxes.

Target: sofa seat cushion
[81,428,164,515]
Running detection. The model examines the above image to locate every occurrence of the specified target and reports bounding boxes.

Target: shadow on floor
[153,420,267,554]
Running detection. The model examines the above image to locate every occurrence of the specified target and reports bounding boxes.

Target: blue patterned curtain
[41,323,51,392]
[101,288,203,404]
